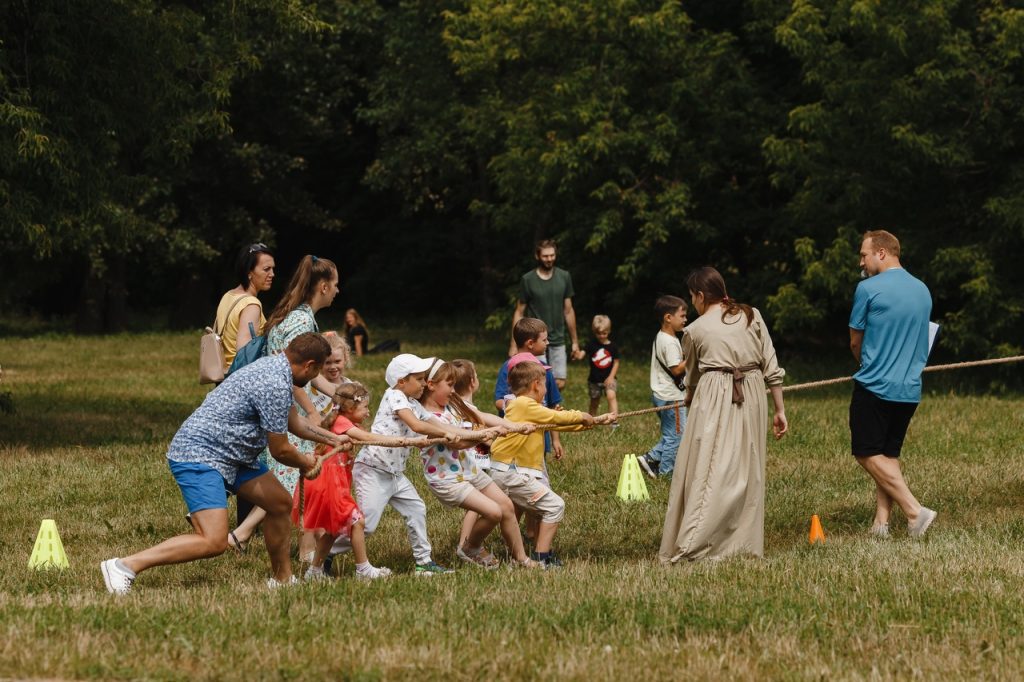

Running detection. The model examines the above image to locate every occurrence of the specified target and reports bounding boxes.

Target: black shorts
[849,382,918,458]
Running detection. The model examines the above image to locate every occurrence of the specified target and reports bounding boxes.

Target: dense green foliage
[1,1,1022,355]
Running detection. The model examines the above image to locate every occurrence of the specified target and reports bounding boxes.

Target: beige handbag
[199,295,249,385]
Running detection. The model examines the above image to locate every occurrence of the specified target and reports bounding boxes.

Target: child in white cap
[353,353,496,575]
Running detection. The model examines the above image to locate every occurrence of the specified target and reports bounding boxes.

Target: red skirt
[291,454,363,537]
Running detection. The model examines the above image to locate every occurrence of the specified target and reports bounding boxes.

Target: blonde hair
[344,308,369,335]
[422,361,482,426]
[864,229,901,257]
[591,314,611,334]
[322,381,370,428]
[508,361,546,395]
[322,331,351,366]
[450,359,477,396]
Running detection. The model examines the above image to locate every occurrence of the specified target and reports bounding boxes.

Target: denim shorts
[168,459,269,513]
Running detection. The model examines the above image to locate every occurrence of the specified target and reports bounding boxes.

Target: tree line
[1,0,1021,357]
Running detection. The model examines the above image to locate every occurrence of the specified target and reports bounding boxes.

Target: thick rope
[615,354,1024,418]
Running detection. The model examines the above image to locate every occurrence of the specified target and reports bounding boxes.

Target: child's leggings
[352,462,433,564]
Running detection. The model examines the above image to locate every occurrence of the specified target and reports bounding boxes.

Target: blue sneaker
[530,551,564,570]
[415,560,454,577]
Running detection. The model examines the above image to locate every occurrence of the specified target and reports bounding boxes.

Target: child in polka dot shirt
[418,359,540,569]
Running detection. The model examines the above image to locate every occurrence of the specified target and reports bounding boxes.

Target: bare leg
[607,389,618,416]
[299,530,316,560]
[121,508,229,575]
[534,521,560,554]
[857,455,923,523]
[311,532,335,569]
[459,511,479,549]
[350,520,369,565]
[873,484,893,528]
[230,506,267,545]
[588,397,600,415]
[480,483,528,561]
[236,473,295,582]
[459,489,502,550]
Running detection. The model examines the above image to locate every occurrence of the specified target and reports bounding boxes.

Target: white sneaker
[304,566,328,582]
[909,508,937,538]
[355,565,392,581]
[869,524,890,538]
[266,575,300,590]
[636,454,658,480]
[100,558,135,595]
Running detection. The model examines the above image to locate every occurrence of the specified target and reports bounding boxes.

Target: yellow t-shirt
[490,395,587,472]
[215,292,265,369]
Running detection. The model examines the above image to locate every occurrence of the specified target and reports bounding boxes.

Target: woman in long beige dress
[659,267,788,563]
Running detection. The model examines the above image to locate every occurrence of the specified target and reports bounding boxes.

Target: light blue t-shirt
[849,268,931,403]
[168,353,293,483]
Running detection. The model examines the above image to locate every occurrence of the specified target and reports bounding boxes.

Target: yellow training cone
[28,519,69,570]
[808,514,826,545]
[616,454,651,502]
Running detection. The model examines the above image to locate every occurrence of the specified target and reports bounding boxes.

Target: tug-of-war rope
[296,354,1024,521]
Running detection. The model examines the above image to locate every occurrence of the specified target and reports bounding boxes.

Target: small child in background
[353,353,482,576]
[418,360,537,569]
[637,296,688,480]
[489,357,615,569]
[295,381,410,581]
[583,315,620,419]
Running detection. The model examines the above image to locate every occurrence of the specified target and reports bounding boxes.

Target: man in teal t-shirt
[509,239,582,389]
[848,230,937,539]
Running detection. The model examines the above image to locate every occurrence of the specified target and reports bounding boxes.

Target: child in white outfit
[352,353,482,576]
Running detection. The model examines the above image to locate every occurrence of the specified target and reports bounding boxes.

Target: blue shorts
[168,460,270,514]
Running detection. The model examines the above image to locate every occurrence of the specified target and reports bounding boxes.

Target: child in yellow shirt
[489,356,615,568]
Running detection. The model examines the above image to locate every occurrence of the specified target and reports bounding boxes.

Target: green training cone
[28,519,69,570]
[616,454,651,502]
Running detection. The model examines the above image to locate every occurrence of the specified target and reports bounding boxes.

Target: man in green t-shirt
[509,239,583,389]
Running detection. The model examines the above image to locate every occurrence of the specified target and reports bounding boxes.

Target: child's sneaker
[456,545,500,570]
[415,560,454,577]
[355,565,393,581]
[636,454,658,479]
[100,558,135,595]
[530,551,564,570]
[304,565,328,582]
[266,575,300,590]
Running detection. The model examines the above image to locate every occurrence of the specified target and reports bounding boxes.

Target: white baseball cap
[385,353,435,388]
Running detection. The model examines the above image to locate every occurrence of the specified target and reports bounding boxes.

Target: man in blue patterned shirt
[102,333,348,594]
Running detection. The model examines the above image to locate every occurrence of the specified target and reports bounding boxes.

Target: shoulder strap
[215,294,252,336]
[654,339,680,383]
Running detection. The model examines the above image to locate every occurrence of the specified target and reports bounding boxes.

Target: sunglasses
[248,243,268,254]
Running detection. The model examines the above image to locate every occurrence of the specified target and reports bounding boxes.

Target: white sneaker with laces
[100,558,135,595]
[304,566,328,582]
[355,565,392,581]
[909,508,937,538]
[636,454,658,480]
[266,575,300,590]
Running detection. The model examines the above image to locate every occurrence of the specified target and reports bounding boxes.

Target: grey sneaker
[636,454,658,480]
[415,561,454,577]
[100,558,135,595]
[908,508,937,538]
[869,524,890,538]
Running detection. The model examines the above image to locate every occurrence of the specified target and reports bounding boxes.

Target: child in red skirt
[294,381,425,580]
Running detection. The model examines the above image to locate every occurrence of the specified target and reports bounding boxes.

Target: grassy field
[1,323,1023,680]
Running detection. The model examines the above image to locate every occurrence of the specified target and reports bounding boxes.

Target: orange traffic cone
[808,515,825,545]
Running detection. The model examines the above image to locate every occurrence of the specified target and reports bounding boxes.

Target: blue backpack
[226,322,267,377]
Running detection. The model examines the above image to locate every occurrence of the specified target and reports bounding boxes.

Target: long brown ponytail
[265,255,337,334]
[685,266,754,326]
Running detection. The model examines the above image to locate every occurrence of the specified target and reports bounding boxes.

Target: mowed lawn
[1,325,1023,680]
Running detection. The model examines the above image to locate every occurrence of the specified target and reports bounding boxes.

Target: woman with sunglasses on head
[215,243,276,371]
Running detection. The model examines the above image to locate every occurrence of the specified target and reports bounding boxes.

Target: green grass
[1,327,1023,680]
